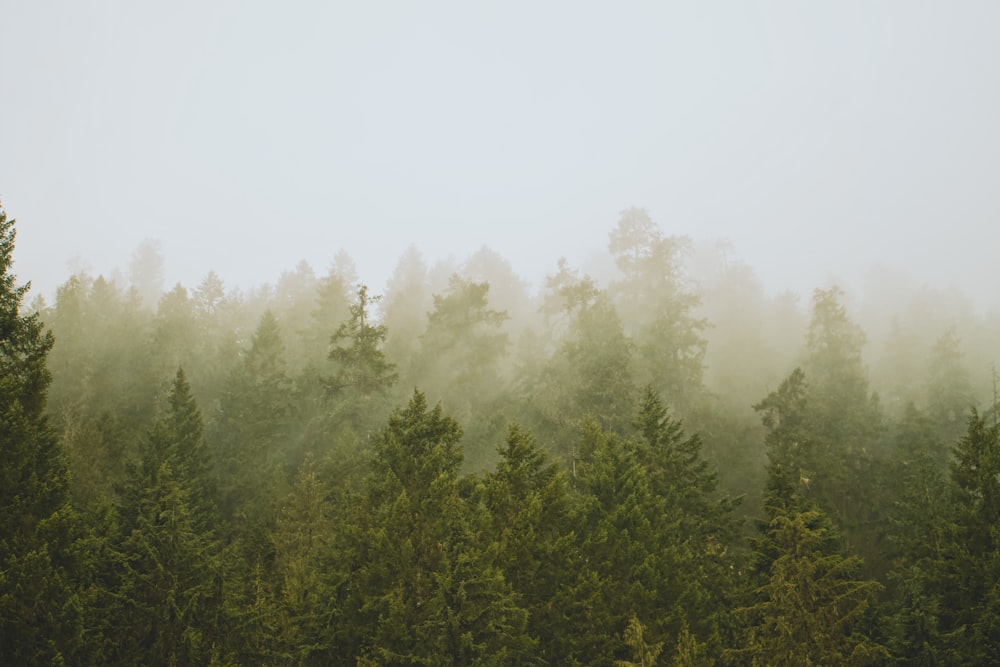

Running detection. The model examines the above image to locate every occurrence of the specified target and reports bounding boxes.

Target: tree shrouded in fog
[326,284,397,399]
[4,193,1000,664]
[0,205,88,663]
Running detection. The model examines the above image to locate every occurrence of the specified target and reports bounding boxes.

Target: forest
[2,202,1000,666]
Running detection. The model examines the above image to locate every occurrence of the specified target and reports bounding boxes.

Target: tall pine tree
[0,204,86,664]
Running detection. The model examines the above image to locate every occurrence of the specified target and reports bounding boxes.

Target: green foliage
[12,202,1000,664]
[417,275,509,422]
[327,285,398,400]
[213,310,294,524]
[615,616,664,667]
[353,391,531,665]
[925,327,975,441]
[0,205,86,664]
[736,511,887,666]
[528,270,636,452]
[607,208,706,411]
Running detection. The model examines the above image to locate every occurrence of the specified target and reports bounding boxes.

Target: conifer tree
[417,275,509,422]
[0,205,85,663]
[736,510,888,666]
[110,368,223,663]
[353,391,529,665]
[271,454,339,664]
[325,284,398,434]
[925,327,975,442]
[483,424,577,661]
[213,310,294,528]
[937,409,1000,662]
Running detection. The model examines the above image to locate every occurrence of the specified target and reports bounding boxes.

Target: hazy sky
[2,2,999,308]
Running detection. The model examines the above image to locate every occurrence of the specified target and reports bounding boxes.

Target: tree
[271,454,339,664]
[128,238,165,310]
[327,285,398,400]
[322,285,398,439]
[297,254,355,371]
[753,368,814,523]
[633,387,739,647]
[803,287,880,452]
[940,409,1000,661]
[615,616,663,667]
[925,327,975,442]
[212,310,294,531]
[607,208,706,411]
[745,360,888,664]
[111,460,222,665]
[417,275,509,420]
[482,424,577,661]
[352,392,530,664]
[0,204,86,663]
[110,368,223,664]
[529,271,636,452]
[781,288,885,564]
[736,510,887,666]
[382,245,433,379]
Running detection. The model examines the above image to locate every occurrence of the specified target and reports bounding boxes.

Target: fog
[2,2,1000,310]
[4,6,1000,661]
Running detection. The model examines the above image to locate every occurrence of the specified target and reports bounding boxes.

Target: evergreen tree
[213,310,294,528]
[110,368,223,663]
[529,273,635,452]
[615,616,663,667]
[353,392,530,665]
[607,208,706,412]
[572,420,659,663]
[0,205,86,664]
[939,409,1000,662]
[746,365,887,665]
[482,424,577,661]
[736,510,888,666]
[417,275,509,421]
[327,285,398,401]
[633,387,739,649]
[271,454,339,664]
[925,327,975,442]
[110,460,222,665]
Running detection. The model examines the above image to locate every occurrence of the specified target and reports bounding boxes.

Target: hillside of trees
[2,202,999,665]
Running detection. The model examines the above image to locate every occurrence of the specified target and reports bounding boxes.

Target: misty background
[2,2,999,309]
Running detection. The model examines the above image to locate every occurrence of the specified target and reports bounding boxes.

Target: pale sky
[2,1,999,308]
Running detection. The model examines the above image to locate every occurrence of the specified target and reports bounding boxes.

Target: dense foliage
[3,202,1000,664]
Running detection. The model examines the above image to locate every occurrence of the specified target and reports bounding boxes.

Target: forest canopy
[2,201,999,665]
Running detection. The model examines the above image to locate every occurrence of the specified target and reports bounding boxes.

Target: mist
[3,2,1000,312]
[3,2,1000,664]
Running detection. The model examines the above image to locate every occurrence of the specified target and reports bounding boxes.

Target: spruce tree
[353,391,530,665]
[110,368,223,663]
[0,205,85,663]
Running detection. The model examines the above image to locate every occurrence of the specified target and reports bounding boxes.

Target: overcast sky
[2,1,999,308]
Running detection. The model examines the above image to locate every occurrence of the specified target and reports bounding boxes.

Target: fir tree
[0,204,86,664]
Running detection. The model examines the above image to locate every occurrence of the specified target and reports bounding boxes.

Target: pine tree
[326,284,398,432]
[110,369,223,663]
[939,409,1000,662]
[633,387,739,652]
[483,424,576,661]
[0,204,86,663]
[736,511,887,666]
[271,454,339,664]
[213,310,294,528]
[615,616,663,667]
[607,208,706,412]
[925,327,975,443]
[353,391,530,665]
[417,275,509,422]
